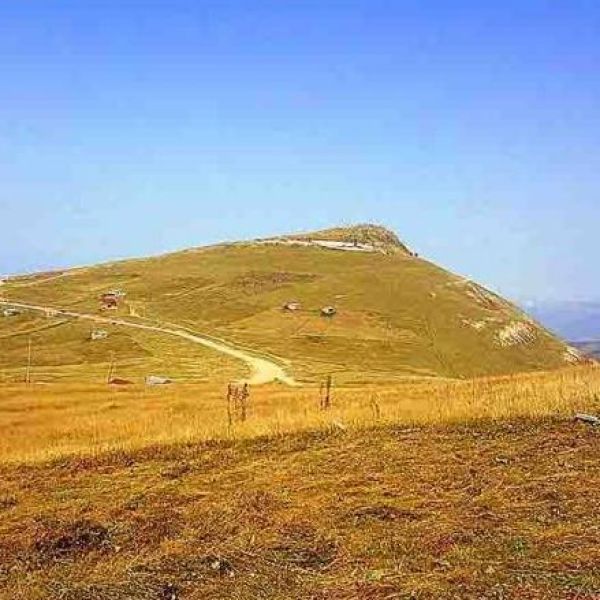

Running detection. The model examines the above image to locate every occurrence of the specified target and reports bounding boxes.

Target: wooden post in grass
[320,375,332,410]
[226,383,234,429]
[106,353,116,384]
[240,383,249,422]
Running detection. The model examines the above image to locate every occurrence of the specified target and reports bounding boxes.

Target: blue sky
[1,1,598,301]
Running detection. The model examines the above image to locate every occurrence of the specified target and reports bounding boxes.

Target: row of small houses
[283,301,337,317]
[100,292,337,317]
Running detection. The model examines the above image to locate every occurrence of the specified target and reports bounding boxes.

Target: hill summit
[279,223,411,253]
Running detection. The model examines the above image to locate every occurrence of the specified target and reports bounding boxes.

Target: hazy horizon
[1,1,599,302]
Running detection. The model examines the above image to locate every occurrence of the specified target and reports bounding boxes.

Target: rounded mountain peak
[285,224,410,252]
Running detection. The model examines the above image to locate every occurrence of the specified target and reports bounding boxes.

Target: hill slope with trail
[0,224,576,383]
[0,300,295,385]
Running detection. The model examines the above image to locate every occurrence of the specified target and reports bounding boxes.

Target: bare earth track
[0,300,296,386]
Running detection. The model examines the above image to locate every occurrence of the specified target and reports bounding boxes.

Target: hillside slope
[0,225,576,383]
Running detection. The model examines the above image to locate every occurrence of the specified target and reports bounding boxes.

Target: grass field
[0,311,246,385]
[0,366,599,598]
[0,365,597,464]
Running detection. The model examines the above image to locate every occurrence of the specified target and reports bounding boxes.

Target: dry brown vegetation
[0,367,598,598]
[0,228,598,597]
[1,416,599,598]
[0,365,598,464]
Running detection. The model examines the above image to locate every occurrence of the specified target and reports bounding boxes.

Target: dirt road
[0,300,296,386]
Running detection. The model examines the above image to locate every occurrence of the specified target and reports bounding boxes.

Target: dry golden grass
[2,229,598,597]
[1,408,599,598]
[0,366,598,598]
[1,364,598,464]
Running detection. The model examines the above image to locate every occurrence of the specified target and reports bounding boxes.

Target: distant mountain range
[523,300,600,358]
[571,340,600,359]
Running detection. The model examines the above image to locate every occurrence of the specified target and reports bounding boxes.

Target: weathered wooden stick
[324,374,332,409]
[226,383,234,429]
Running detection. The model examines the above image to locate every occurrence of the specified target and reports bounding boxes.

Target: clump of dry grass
[32,518,113,562]
[0,364,598,464]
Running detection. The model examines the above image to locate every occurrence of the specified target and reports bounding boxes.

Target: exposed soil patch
[33,519,112,561]
[230,271,316,294]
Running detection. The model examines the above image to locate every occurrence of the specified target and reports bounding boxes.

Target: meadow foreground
[0,418,599,599]
[0,366,599,599]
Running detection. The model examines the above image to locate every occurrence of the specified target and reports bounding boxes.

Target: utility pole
[25,336,32,384]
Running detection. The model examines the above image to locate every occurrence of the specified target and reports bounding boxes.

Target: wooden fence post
[226,383,234,429]
[320,375,332,410]
[240,383,249,422]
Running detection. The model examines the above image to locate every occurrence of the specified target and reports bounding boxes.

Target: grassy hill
[0,225,576,384]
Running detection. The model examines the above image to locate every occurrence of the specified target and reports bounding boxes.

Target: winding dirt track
[0,300,296,386]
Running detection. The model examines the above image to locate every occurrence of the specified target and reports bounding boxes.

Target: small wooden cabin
[100,293,119,309]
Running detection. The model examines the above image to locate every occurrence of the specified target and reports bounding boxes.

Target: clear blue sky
[1,1,598,301]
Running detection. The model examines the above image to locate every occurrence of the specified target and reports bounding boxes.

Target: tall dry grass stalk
[0,365,598,464]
